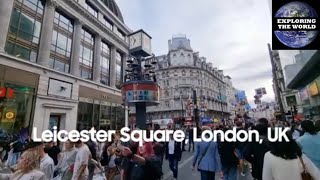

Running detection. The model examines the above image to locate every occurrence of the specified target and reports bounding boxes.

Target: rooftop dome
[101,0,124,23]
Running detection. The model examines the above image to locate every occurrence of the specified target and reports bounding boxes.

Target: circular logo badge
[274,1,318,48]
[6,112,14,119]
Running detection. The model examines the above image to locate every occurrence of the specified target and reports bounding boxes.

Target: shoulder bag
[298,156,313,180]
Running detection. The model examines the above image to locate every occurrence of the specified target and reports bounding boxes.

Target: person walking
[263,131,320,180]
[55,140,77,179]
[72,140,91,180]
[218,127,239,180]
[165,134,182,180]
[0,149,46,180]
[297,120,320,169]
[188,126,195,152]
[192,126,222,180]
[244,118,272,180]
[181,126,187,151]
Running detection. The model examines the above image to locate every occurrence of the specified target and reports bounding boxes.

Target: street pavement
[114,149,253,180]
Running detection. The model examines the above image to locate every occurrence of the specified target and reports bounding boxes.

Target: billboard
[308,82,319,96]
[299,88,309,101]
[255,87,267,95]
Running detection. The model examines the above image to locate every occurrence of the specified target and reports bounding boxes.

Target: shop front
[0,65,39,154]
[77,85,125,131]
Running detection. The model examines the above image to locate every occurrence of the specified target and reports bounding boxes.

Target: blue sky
[116,0,298,107]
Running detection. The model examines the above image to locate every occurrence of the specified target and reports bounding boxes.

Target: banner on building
[299,88,309,101]
[236,90,246,101]
[308,82,319,96]
[255,87,267,95]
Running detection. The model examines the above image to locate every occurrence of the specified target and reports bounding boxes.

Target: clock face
[129,33,141,49]
[142,34,151,53]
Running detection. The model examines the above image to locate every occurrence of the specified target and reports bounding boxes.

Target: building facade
[286,50,320,121]
[0,0,132,144]
[129,35,231,124]
[224,76,237,120]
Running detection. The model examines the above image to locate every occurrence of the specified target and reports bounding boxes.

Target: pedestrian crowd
[0,119,319,180]
[191,118,320,180]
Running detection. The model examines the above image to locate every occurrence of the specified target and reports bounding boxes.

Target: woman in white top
[0,149,45,180]
[263,132,320,180]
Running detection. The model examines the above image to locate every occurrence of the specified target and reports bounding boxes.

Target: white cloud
[116,0,286,107]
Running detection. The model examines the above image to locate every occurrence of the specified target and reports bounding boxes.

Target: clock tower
[128,29,152,57]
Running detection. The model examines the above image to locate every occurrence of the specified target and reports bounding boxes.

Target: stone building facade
[129,35,231,123]
[0,0,132,144]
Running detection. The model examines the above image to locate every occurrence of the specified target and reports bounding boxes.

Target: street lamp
[121,30,160,130]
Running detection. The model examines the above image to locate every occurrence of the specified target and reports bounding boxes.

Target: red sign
[0,87,6,97]
[7,88,14,98]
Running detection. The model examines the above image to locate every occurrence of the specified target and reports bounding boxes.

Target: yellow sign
[308,82,319,96]
[1,108,16,122]
[5,112,14,119]
[214,118,219,123]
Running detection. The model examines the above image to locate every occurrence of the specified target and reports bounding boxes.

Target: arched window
[182,70,186,76]
[164,90,169,97]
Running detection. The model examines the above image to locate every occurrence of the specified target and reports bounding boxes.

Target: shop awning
[287,51,320,89]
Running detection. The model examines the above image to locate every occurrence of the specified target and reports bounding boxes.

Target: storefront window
[100,105,111,130]
[77,102,93,130]
[77,102,124,131]
[0,83,35,153]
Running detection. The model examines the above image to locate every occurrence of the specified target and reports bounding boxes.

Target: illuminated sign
[5,112,14,119]
[1,108,16,122]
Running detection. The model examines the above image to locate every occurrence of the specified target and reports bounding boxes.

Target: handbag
[197,141,212,168]
[298,156,313,180]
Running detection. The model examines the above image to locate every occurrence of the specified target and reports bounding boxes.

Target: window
[102,17,113,30]
[100,42,110,85]
[79,29,94,80]
[115,51,122,89]
[5,0,44,62]
[50,11,73,73]
[190,70,193,76]
[182,70,186,76]
[85,1,98,18]
[0,82,36,151]
[166,80,169,86]
[116,29,125,41]
[165,101,170,108]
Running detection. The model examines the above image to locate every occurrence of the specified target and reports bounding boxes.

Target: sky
[115,0,299,107]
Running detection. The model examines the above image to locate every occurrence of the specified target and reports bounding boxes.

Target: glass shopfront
[77,102,124,131]
[0,82,35,155]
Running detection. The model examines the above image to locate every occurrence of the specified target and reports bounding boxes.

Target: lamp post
[218,85,224,123]
[122,30,160,130]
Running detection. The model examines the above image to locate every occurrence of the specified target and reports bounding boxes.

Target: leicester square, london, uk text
[32,127,290,146]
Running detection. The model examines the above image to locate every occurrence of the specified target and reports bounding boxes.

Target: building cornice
[59,0,129,53]
[156,65,225,84]
[90,0,132,34]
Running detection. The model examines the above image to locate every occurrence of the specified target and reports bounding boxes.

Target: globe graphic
[274,1,318,48]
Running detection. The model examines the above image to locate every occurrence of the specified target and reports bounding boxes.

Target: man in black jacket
[165,134,182,180]
[218,128,239,180]
[243,118,271,180]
